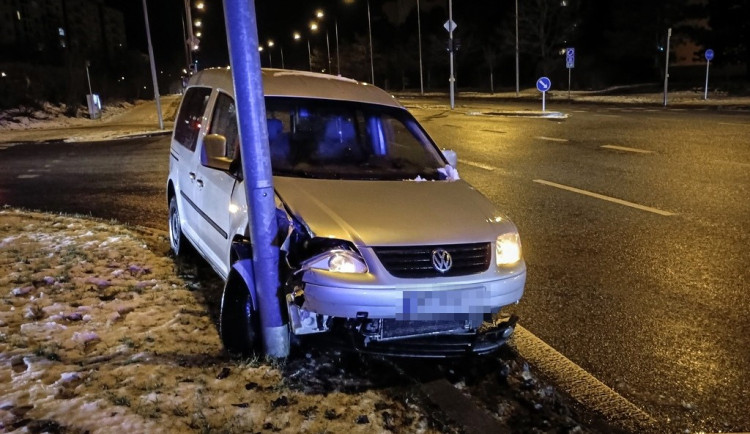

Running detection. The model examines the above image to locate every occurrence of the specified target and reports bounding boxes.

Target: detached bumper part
[352,314,518,358]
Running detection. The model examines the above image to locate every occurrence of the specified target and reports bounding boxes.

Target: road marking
[513,325,657,433]
[593,114,622,118]
[536,136,569,143]
[17,174,40,179]
[713,159,750,168]
[480,129,506,134]
[458,159,496,171]
[719,122,749,127]
[572,110,588,113]
[600,145,654,154]
[533,179,676,216]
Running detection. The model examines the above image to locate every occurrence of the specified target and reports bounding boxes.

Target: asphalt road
[1,99,748,432]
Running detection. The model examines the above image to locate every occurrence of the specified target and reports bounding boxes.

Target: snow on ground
[0,96,181,144]
[0,208,436,433]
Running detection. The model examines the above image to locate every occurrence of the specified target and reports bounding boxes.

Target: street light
[417,0,423,94]
[266,40,274,67]
[294,31,312,71]
[367,0,374,83]
[311,13,331,74]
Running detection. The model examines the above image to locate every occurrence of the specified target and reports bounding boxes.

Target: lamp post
[417,0,424,94]
[315,11,332,74]
[141,0,163,129]
[367,0,374,84]
[266,40,274,68]
[515,0,519,96]
[663,27,672,107]
[294,32,312,71]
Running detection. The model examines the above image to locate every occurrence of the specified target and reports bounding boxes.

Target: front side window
[265,97,446,180]
[174,86,211,151]
[208,92,239,160]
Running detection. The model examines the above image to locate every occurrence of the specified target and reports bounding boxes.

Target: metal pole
[307,39,312,71]
[663,27,671,107]
[515,0,519,97]
[223,0,288,358]
[367,0,374,84]
[542,91,546,112]
[281,46,285,69]
[335,20,340,75]
[449,0,455,109]
[183,0,195,73]
[268,50,272,68]
[417,0,424,95]
[141,0,163,130]
[568,68,571,100]
[704,59,710,100]
[85,61,93,95]
[325,30,331,74]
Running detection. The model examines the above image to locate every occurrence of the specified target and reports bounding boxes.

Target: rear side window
[174,87,211,151]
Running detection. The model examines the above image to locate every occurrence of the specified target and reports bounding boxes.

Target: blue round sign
[536,76,551,92]
[705,49,714,61]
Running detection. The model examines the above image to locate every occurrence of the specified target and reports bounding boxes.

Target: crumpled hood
[274,177,516,247]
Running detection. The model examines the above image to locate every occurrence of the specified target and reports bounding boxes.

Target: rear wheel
[168,195,187,256]
[220,271,261,357]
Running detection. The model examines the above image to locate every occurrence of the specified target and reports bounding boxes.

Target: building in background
[0,0,126,65]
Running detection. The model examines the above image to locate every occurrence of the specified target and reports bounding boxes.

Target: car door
[170,86,212,248]
[193,91,243,278]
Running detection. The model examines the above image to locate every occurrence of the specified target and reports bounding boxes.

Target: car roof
[188,67,403,109]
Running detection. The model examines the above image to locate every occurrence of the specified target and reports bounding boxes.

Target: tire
[168,195,187,256]
[220,271,261,357]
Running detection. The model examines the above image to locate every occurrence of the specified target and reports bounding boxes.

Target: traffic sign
[566,47,575,69]
[705,49,714,61]
[443,20,457,32]
[536,76,551,92]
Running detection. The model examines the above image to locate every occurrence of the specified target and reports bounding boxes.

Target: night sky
[108,0,483,73]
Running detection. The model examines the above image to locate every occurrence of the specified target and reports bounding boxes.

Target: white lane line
[536,136,569,143]
[713,159,750,168]
[593,114,622,118]
[513,325,657,432]
[458,159,496,171]
[719,122,749,127]
[17,174,40,179]
[533,179,676,216]
[600,145,654,154]
[572,110,588,113]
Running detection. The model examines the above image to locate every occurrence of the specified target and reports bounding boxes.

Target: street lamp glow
[316,10,324,19]
[258,46,263,52]
[1,72,6,78]
[195,31,202,37]
[268,40,274,47]
[293,32,301,40]
[196,1,205,9]
[310,22,318,31]
[194,19,202,27]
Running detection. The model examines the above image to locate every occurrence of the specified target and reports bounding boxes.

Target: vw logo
[431,248,453,273]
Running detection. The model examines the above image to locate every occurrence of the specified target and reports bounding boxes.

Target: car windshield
[265,97,447,180]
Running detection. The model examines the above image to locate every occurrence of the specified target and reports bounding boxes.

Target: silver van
[167,68,526,357]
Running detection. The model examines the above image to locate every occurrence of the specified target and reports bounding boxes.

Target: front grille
[373,242,491,278]
[379,319,466,341]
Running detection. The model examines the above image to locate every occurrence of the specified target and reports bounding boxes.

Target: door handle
[189,172,196,180]
[196,179,204,187]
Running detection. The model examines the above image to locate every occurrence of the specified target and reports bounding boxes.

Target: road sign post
[536,76,551,112]
[566,48,575,100]
[704,49,714,100]
[444,6,457,110]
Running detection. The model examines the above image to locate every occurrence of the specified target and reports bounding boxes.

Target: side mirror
[202,133,233,171]
[441,149,458,167]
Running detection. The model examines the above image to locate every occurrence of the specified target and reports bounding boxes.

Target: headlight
[496,233,522,266]
[304,249,368,273]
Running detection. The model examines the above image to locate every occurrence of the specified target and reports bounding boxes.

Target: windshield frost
[265,97,447,180]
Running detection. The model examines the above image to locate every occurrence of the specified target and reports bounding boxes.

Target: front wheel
[220,271,261,357]
[168,195,187,256]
